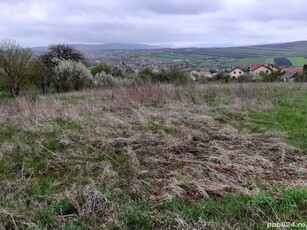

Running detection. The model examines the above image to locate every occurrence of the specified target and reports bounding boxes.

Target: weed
[34,207,55,229]
[121,205,151,230]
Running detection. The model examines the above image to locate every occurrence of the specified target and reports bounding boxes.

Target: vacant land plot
[0,83,306,229]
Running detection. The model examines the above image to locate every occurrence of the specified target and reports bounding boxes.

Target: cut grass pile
[0,83,306,229]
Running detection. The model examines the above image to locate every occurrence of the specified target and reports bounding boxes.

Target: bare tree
[41,44,84,68]
[0,40,35,97]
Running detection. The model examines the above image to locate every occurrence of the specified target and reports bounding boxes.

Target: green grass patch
[120,205,152,230]
[287,57,307,67]
[33,198,75,228]
[0,125,17,143]
[249,95,307,149]
[223,57,267,67]
[159,188,307,228]
[265,57,275,64]
[204,96,231,106]
[0,90,10,99]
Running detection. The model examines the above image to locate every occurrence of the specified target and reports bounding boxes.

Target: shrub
[137,67,154,83]
[251,74,263,82]
[151,71,171,83]
[189,71,200,81]
[91,63,111,76]
[0,40,43,97]
[236,75,252,82]
[139,67,154,76]
[93,72,131,87]
[262,70,284,82]
[167,67,189,85]
[295,73,307,82]
[53,60,93,92]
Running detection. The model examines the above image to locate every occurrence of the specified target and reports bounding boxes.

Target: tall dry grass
[1,82,302,124]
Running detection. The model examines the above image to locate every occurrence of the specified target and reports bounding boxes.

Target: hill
[31,41,307,68]
[32,40,307,53]
[121,41,307,68]
[170,41,307,58]
[31,43,166,53]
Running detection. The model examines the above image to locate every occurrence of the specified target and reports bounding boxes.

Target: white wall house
[230,67,245,78]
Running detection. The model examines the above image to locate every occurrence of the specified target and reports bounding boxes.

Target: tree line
[0,40,194,98]
[3,39,304,98]
[0,40,94,97]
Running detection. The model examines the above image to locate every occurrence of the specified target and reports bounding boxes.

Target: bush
[137,67,154,83]
[262,70,284,82]
[167,67,189,85]
[0,40,43,97]
[236,75,252,82]
[53,60,93,92]
[91,63,111,76]
[139,67,153,76]
[189,71,200,81]
[295,74,307,82]
[93,72,131,87]
[151,71,172,83]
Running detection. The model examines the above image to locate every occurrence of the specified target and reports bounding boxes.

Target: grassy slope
[0,83,306,229]
[129,42,307,68]
[287,57,307,67]
[265,57,275,64]
[249,95,307,148]
[222,57,267,67]
[222,56,306,68]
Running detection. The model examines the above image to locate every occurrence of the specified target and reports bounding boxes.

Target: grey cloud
[137,0,221,15]
[1,0,307,47]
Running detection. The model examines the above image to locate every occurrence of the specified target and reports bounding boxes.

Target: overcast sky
[1,0,306,47]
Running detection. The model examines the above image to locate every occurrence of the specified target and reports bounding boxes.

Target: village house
[250,64,272,75]
[282,67,303,74]
[282,67,302,82]
[268,64,280,72]
[283,72,297,82]
[230,67,246,78]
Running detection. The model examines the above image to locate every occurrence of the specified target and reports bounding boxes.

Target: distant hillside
[147,41,307,68]
[170,41,307,58]
[31,41,307,68]
[248,41,307,50]
[74,43,165,51]
[31,43,166,53]
[32,41,307,54]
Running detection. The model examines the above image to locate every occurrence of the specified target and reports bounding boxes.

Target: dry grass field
[0,83,306,229]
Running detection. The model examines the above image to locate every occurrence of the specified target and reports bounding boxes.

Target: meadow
[0,83,306,229]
